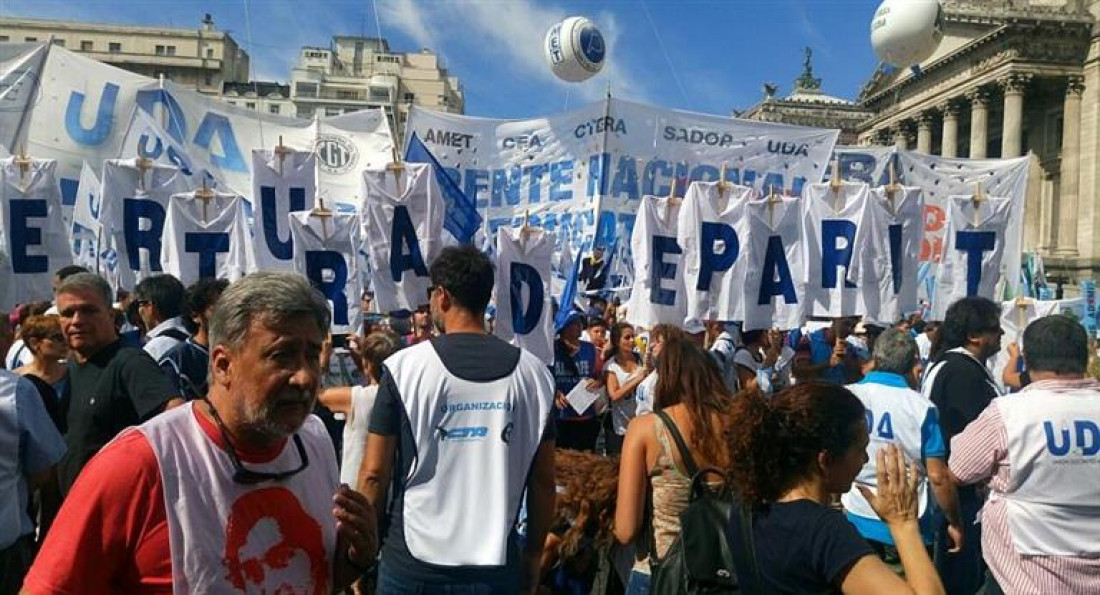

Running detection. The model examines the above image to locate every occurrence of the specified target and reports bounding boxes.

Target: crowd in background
[2,256,1098,595]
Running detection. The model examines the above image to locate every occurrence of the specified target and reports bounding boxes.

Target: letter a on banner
[493,226,554,362]
[289,210,363,334]
[626,195,687,328]
[1,156,73,310]
[362,163,444,313]
[99,158,189,289]
[803,182,871,318]
[160,189,254,286]
[931,195,1012,320]
[742,195,805,331]
[251,148,316,271]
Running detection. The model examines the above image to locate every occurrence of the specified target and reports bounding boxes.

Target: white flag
[289,210,362,334]
[161,190,254,286]
[252,148,317,271]
[494,226,555,361]
[625,195,687,328]
[1,157,72,309]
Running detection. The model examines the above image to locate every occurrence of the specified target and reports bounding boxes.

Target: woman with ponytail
[727,383,944,595]
[614,335,735,594]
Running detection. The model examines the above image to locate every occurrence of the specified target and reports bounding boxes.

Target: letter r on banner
[821,220,858,289]
[509,262,544,335]
[306,251,349,326]
[697,222,739,291]
[124,199,167,273]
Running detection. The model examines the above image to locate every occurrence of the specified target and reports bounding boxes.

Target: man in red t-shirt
[24,272,376,594]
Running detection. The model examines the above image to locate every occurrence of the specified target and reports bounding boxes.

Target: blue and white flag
[405,132,481,244]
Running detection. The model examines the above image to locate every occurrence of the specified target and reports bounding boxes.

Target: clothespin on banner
[193,178,216,224]
[1014,296,1031,341]
[717,164,731,194]
[14,146,32,187]
[311,192,333,240]
[274,135,292,176]
[387,146,405,195]
[830,159,842,211]
[135,156,154,195]
[885,162,899,213]
[766,184,781,228]
[519,209,533,250]
[972,181,985,226]
[665,173,682,220]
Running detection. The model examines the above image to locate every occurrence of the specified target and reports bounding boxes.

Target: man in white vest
[25,272,375,593]
[950,314,1100,594]
[360,245,557,594]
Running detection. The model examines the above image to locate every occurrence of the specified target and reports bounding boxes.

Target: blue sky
[3,0,883,118]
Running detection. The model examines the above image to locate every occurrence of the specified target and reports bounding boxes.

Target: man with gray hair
[51,272,180,494]
[841,327,963,559]
[26,272,376,593]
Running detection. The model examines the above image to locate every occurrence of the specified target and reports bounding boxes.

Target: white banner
[1,157,72,309]
[290,211,362,334]
[493,226,554,362]
[0,43,49,156]
[406,99,840,251]
[252,148,317,271]
[931,195,1014,320]
[625,195,686,328]
[161,190,254,286]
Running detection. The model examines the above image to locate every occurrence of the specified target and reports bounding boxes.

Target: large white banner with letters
[406,99,840,251]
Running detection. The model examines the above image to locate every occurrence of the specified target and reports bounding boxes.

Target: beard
[237,389,315,439]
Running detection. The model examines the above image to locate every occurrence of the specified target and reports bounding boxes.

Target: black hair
[1023,315,1088,375]
[184,278,230,332]
[932,296,1000,358]
[429,245,495,314]
[55,265,90,282]
[133,274,187,319]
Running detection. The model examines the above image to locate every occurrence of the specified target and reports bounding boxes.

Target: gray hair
[57,272,113,308]
[209,272,331,351]
[872,328,919,375]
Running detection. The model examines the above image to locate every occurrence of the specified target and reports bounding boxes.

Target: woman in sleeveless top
[603,322,647,455]
[614,333,735,594]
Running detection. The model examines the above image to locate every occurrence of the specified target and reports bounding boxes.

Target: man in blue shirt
[552,311,601,451]
[792,317,866,384]
[0,369,67,591]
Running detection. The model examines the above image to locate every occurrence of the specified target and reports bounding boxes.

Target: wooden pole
[193,179,216,224]
[14,146,32,186]
[387,146,405,195]
[134,156,153,194]
[274,135,292,176]
[972,181,984,226]
[830,159,842,211]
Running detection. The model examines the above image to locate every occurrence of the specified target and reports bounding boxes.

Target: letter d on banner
[494,227,554,362]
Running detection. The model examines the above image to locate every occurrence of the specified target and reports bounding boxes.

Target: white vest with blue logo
[387,342,555,566]
[998,387,1100,555]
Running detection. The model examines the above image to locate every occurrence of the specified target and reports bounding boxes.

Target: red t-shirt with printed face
[23,407,287,594]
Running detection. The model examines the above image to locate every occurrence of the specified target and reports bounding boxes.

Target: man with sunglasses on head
[360,245,557,595]
[25,273,375,594]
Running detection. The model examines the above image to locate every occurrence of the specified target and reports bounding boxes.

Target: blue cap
[556,309,585,334]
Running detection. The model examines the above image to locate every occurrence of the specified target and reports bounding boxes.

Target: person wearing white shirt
[133,274,191,362]
[602,322,647,454]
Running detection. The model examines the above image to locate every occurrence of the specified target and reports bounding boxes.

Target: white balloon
[544,16,606,83]
[870,0,945,68]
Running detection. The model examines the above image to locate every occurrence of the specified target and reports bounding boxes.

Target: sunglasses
[203,400,309,485]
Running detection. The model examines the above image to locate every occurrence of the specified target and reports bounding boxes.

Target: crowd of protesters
[2,251,1098,594]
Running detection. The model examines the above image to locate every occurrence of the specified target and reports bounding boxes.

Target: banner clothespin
[311,194,333,240]
[14,146,32,186]
[886,162,898,213]
[387,146,405,195]
[972,181,985,226]
[766,184,780,228]
[830,159,842,211]
[519,208,533,249]
[193,179,216,224]
[274,135,292,176]
[135,156,154,195]
[718,163,730,194]
[665,173,681,220]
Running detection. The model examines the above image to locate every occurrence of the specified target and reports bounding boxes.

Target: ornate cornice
[965,86,993,107]
[999,72,1033,95]
[1066,75,1086,97]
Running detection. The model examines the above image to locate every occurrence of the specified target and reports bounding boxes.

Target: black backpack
[649,410,762,595]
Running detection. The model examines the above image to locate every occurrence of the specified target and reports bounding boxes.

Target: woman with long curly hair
[726,383,943,595]
[613,335,734,593]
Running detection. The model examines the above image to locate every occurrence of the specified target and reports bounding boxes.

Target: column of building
[999,73,1032,158]
[967,87,992,159]
[1056,75,1086,256]
[940,100,961,158]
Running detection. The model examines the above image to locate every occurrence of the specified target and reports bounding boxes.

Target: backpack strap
[654,410,699,478]
[727,500,763,595]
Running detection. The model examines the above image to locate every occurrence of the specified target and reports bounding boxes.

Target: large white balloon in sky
[870,0,945,69]
[544,16,606,83]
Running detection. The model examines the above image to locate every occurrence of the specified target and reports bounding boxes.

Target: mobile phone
[331,334,349,349]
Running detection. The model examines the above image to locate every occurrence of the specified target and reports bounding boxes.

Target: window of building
[403,92,415,103]
[80,40,93,51]
[227,100,236,106]
[52,39,65,47]
[376,55,399,64]
[206,48,214,58]
[335,90,359,100]
[297,107,316,118]
[166,46,176,56]
[269,105,280,115]
[246,102,256,110]
[295,82,318,98]
[369,87,390,102]
[325,108,341,117]
[155,45,165,56]
[0,36,8,42]
[25,37,37,42]
[109,42,122,53]
[204,73,213,86]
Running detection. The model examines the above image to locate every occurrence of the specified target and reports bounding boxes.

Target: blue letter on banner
[261,186,307,261]
[821,220,858,289]
[123,199,166,273]
[697,222,740,291]
[509,262,544,335]
[10,201,49,273]
[390,205,428,282]
[955,231,996,296]
[650,236,682,306]
[184,232,229,279]
[758,236,797,305]
[306,251,349,326]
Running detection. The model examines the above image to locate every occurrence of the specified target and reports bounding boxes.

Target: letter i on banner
[362,162,445,313]
[252,141,318,271]
[160,184,255,286]
[1,154,73,310]
[289,210,362,334]
[493,224,554,362]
